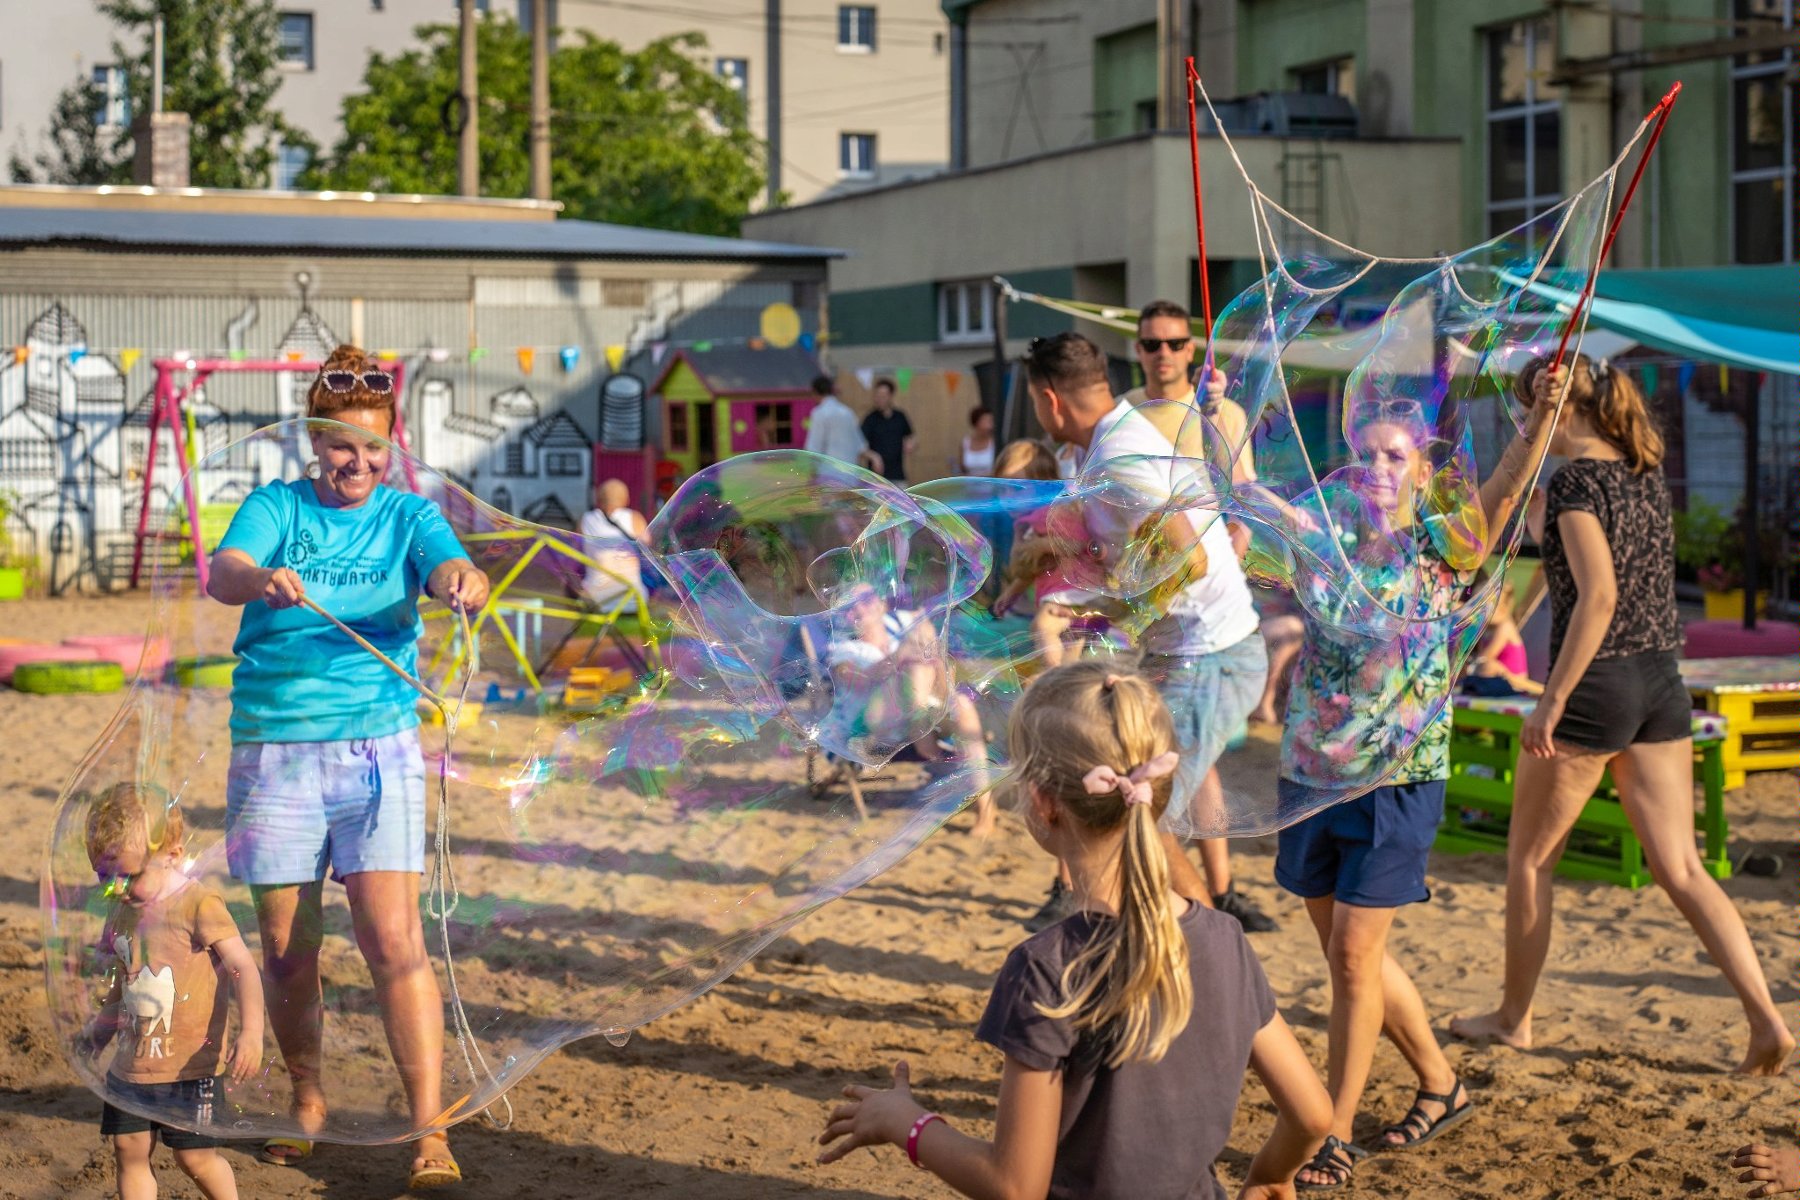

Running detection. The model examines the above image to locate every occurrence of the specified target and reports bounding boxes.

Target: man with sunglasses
[1118,300,1276,934]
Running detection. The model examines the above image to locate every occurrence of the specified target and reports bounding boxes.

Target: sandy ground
[0,590,1795,1199]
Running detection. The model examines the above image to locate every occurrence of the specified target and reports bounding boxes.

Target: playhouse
[649,346,822,483]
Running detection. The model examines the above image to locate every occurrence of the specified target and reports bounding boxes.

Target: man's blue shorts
[1274,778,1446,908]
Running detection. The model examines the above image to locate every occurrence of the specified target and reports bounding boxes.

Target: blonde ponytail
[1008,662,1193,1066]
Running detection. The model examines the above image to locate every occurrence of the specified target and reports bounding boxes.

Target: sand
[0,590,1794,1199]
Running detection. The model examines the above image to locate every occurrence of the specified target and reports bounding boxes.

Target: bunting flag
[120,348,142,373]
[604,344,626,372]
[1718,363,1729,392]
[376,348,398,360]
[427,346,451,363]
[67,347,88,365]
[798,331,816,352]
[1677,361,1695,394]
[693,340,713,352]
[748,337,767,350]
[854,367,874,390]
[1644,364,1659,396]
[229,349,249,362]
[895,368,914,392]
[560,346,581,372]
[650,342,668,366]
[11,346,25,365]
[517,347,535,374]
[469,347,488,363]
[944,370,962,394]
[285,351,305,362]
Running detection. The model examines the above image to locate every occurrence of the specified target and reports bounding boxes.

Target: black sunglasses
[1137,337,1192,353]
[319,370,395,395]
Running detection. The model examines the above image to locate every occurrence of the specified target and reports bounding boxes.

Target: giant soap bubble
[44,424,1008,1146]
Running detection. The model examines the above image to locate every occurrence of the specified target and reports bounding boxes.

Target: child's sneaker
[1212,886,1278,933]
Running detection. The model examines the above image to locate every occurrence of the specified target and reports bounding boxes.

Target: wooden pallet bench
[1437,696,1730,889]
[1679,656,1800,790]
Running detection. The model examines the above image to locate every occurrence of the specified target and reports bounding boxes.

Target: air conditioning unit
[1197,92,1360,139]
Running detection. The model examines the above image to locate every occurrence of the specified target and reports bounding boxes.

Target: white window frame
[1730,0,1796,262]
[277,12,316,71]
[839,131,876,179]
[274,143,311,190]
[937,279,994,345]
[716,57,749,96]
[1291,55,1354,100]
[1483,18,1561,236]
[92,64,130,130]
[544,449,585,477]
[838,5,876,53]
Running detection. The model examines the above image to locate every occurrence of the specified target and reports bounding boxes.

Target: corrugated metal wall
[0,249,825,592]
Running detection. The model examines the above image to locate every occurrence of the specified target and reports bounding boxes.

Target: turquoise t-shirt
[217,480,466,745]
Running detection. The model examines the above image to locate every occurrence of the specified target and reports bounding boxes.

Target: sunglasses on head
[1137,337,1192,353]
[319,370,395,395]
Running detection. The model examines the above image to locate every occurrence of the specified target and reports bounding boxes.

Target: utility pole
[530,0,551,201]
[458,0,479,197]
[765,0,782,204]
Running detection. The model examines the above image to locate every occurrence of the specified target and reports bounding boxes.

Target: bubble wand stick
[299,595,446,710]
[1184,56,1215,382]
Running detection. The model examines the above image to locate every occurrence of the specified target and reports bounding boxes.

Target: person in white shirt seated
[577,478,649,608]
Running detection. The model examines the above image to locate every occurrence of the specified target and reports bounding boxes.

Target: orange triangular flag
[517,347,535,375]
[944,370,962,394]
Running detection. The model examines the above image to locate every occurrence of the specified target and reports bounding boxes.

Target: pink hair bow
[1081,751,1180,808]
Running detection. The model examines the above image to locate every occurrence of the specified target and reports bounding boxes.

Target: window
[839,132,876,178]
[753,402,794,445]
[92,65,129,130]
[716,57,749,96]
[667,403,690,451]
[278,12,315,69]
[937,279,994,344]
[1292,56,1356,103]
[1484,19,1561,237]
[1731,0,1796,262]
[544,449,584,476]
[274,144,311,189]
[838,5,876,52]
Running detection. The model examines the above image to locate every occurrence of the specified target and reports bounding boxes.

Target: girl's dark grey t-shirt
[975,901,1277,1200]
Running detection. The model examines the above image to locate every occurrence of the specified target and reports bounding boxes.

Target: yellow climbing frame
[419,529,659,694]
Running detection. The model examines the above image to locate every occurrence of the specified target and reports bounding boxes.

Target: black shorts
[99,1076,224,1150]
[1556,649,1690,754]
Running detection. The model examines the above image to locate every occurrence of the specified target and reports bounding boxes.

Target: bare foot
[1449,1009,1531,1050]
[1735,1025,1795,1077]
[1248,706,1277,725]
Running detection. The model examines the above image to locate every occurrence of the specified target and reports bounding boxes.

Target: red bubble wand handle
[1548,81,1682,374]
[1185,57,1215,378]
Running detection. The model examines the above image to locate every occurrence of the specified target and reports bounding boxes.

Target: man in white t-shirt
[1024,332,1273,932]
[803,375,882,471]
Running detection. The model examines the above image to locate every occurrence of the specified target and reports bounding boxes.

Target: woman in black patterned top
[1452,357,1792,1076]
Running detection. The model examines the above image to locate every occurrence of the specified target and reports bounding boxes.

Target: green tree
[313,22,768,236]
[9,0,314,187]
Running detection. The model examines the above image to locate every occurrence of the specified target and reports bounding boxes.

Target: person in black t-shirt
[860,378,915,481]
[1451,356,1793,1078]
[817,662,1332,1200]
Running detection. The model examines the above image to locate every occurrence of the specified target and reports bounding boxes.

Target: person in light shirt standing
[803,374,882,472]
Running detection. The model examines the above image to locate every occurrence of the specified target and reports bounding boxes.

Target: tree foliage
[313,21,768,236]
[9,0,314,187]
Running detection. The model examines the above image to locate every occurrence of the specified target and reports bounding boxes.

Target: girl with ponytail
[1453,358,1792,1077]
[819,661,1331,1199]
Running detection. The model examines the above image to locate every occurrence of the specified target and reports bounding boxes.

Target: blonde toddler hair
[84,783,183,869]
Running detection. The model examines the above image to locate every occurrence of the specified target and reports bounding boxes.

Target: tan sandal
[409,1134,462,1190]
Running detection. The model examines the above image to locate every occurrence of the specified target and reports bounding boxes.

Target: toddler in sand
[81,784,264,1200]
[818,662,1331,1199]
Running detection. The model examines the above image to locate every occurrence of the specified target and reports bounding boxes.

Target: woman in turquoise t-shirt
[208,346,488,1189]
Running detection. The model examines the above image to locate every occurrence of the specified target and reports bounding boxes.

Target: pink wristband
[906,1112,944,1167]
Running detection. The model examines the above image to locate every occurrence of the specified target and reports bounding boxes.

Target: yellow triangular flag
[518,347,535,374]
[120,348,142,373]
[604,344,625,373]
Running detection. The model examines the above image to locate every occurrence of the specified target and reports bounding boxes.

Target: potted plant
[0,490,27,602]
[1673,496,1764,620]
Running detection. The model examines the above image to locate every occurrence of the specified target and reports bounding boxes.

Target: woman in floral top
[1275,392,1549,1190]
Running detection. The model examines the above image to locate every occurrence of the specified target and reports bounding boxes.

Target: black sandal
[1296,1135,1365,1191]
[1379,1079,1474,1149]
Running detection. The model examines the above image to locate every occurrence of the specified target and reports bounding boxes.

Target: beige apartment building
[1,0,948,206]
